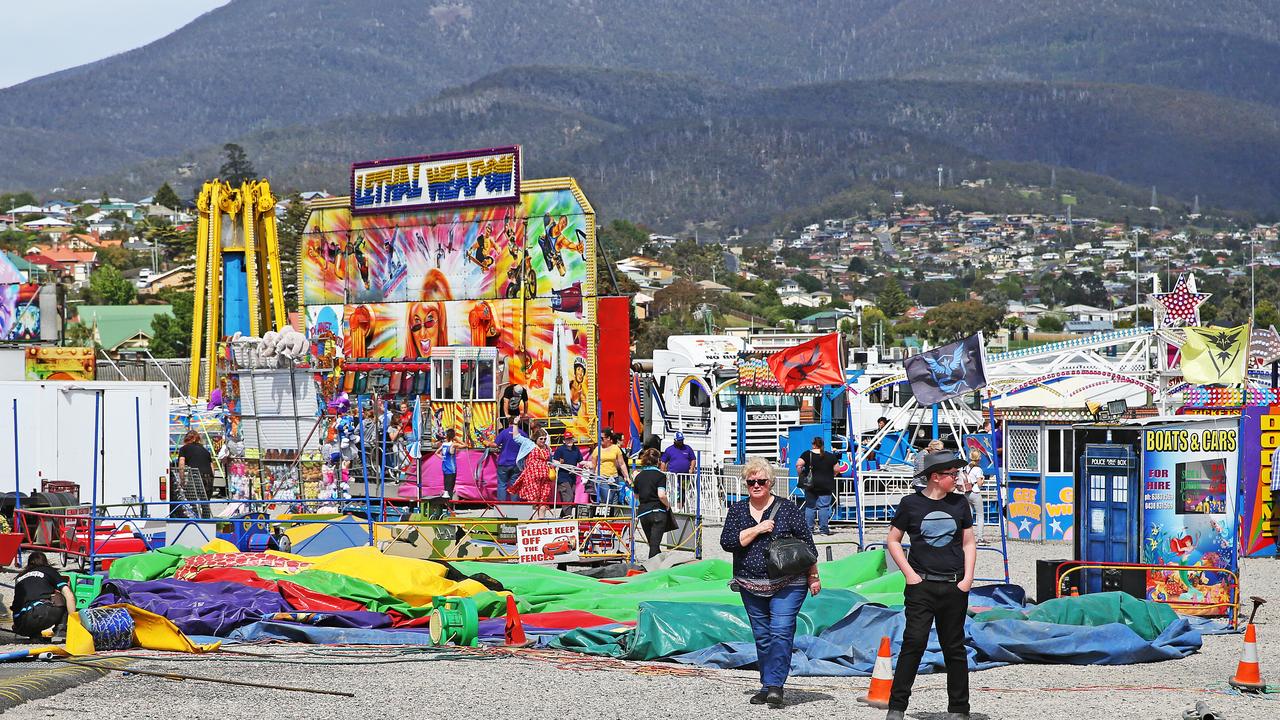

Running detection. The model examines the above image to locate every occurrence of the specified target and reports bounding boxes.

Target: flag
[1182,324,1250,385]
[765,332,844,393]
[904,333,987,405]
[407,395,422,459]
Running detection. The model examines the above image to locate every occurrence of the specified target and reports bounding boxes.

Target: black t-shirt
[632,468,668,513]
[503,385,528,416]
[178,443,215,479]
[800,450,838,494]
[11,566,66,612]
[891,491,973,576]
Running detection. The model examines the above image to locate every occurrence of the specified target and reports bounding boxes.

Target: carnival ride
[189,178,289,399]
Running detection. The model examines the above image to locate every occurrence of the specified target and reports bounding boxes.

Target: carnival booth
[1064,416,1239,616]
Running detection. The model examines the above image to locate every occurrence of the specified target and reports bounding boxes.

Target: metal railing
[1055,561,1241,626]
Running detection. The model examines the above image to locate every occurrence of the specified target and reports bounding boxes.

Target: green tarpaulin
[455,549,903,623]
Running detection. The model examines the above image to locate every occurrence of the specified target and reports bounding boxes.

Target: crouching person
[10,552,75,641]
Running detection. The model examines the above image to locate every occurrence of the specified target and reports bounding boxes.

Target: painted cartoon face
[408,303,446,358]
[574,364,586,382]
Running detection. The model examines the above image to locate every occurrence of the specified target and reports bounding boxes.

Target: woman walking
[632,448,672,558]
[719,457,820,709]
[962,449,986,543]
[510,431,554,519]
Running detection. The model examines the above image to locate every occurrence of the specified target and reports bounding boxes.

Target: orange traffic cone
[1070,586,1080,597]
[1228,623,1267,691]
[858,636,894,709]
[504,594,531,647]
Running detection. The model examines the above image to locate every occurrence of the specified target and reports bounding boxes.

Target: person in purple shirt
[660,432,697,474]
[492,416,524,501]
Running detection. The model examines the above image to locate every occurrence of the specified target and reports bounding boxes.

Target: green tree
[0,191,36,212]
[64,321,93,347]
[921,301,1004,341]
[153,182,182,212]
[876,276,910,317]
[791,273,824,293]
[1255,299,1280,330]
[219,143,257,185]
[84,265,137,305]
[1037,313,1066,332]
[914,279,964,306]
[276,194,309,309]
[148,289,195,358]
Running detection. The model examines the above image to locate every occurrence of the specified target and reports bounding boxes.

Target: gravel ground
[3,534,1279,720]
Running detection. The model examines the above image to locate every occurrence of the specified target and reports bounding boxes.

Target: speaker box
[1036,559,1082,603]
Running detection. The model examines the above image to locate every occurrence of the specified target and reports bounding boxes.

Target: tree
[0,191,36,212]
[153,182,182,212]
[1255,299,1280,330]
[921,301,1004,341]
[1037,313,1065,332]
[148,289,195,358]
[219,143,257,185]
[84,265,137,305]
[791,273,824,293]
[914,279,963,306]
[876,276,910,317]
[276,194,309,308]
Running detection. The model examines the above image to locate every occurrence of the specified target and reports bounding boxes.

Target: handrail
[1054,561,1240,627]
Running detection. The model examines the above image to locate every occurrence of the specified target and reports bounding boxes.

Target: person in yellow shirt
[588,431,630,506]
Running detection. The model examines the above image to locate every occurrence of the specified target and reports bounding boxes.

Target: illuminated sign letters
[351,146,521,214]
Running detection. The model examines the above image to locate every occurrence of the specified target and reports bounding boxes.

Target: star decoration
[1017,517,1033,534]
[1250,325,1280,367]
[1049,518,1064,536]
[1152,273,1210,328]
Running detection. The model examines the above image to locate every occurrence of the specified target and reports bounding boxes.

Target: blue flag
[904,333,987,404]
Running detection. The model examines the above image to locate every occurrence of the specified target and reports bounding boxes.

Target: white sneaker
[441,490,451,499]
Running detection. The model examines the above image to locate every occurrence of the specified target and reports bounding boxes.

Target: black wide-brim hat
[918,451,966,478]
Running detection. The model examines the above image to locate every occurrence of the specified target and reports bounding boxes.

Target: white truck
[636,335,799,470]
[0,381,171,507]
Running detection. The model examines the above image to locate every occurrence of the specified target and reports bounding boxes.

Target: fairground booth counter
[1058,415,1244,617]
[299,146,631,499]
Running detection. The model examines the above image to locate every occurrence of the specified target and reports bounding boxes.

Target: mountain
[79,66,1280,228]
[2,0,1280,191]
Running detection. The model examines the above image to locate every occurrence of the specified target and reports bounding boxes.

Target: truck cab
[639,335,800,471]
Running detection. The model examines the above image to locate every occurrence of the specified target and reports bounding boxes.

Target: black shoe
[749,689,769,705]
[765,687,784,709]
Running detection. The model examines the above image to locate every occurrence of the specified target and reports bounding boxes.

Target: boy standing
[885,451,977,720]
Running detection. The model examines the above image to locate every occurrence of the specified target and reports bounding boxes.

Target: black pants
[13,602,66,640]
[443,473,457,495]
[889,579,970,713]
[639,511,667,558]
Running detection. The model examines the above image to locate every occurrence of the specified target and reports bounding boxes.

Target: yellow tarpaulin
[302,546,488,606]
[66,604,220,656]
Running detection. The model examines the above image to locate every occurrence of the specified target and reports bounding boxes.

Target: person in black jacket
[632,448,671,557]
[796,437,838,535]
[10,552,75,640]
[719,457,819,709]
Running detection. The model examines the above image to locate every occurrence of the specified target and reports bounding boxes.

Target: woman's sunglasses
[745,477,770,487]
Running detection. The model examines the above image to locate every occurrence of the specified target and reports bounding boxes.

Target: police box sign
[350,146,521,214]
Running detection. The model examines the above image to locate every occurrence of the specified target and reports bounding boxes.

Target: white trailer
[0,381,171,507]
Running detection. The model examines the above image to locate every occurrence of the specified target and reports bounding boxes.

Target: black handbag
[763,497,818,579]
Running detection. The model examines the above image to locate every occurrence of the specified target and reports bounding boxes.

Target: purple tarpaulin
[95,579,290,636]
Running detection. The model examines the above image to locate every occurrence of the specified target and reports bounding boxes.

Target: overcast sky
[0,0,231,89]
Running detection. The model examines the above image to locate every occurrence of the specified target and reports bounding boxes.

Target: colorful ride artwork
[300,147,630,447]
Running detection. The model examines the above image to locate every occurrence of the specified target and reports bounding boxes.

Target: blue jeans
[496,464,521,502]
[804,490,833,534]
[594,475,620,505]
[739,583,807,689]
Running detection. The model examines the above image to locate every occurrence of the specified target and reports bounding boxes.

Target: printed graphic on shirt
[920,510,958,547]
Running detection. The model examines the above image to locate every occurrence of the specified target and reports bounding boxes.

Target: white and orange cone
[858,635,894,708]
[1228,623,1267,692]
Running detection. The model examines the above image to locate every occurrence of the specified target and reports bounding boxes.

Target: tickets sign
[516,519,580,564]
[351,146,521,214]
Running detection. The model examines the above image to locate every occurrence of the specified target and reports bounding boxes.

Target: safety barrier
[372,515,635,562]
[1054,561,1241,626]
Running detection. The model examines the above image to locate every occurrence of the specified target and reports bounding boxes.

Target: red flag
[766,333,844,393]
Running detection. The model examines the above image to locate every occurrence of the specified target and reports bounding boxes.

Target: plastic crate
[65,571,104,610]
